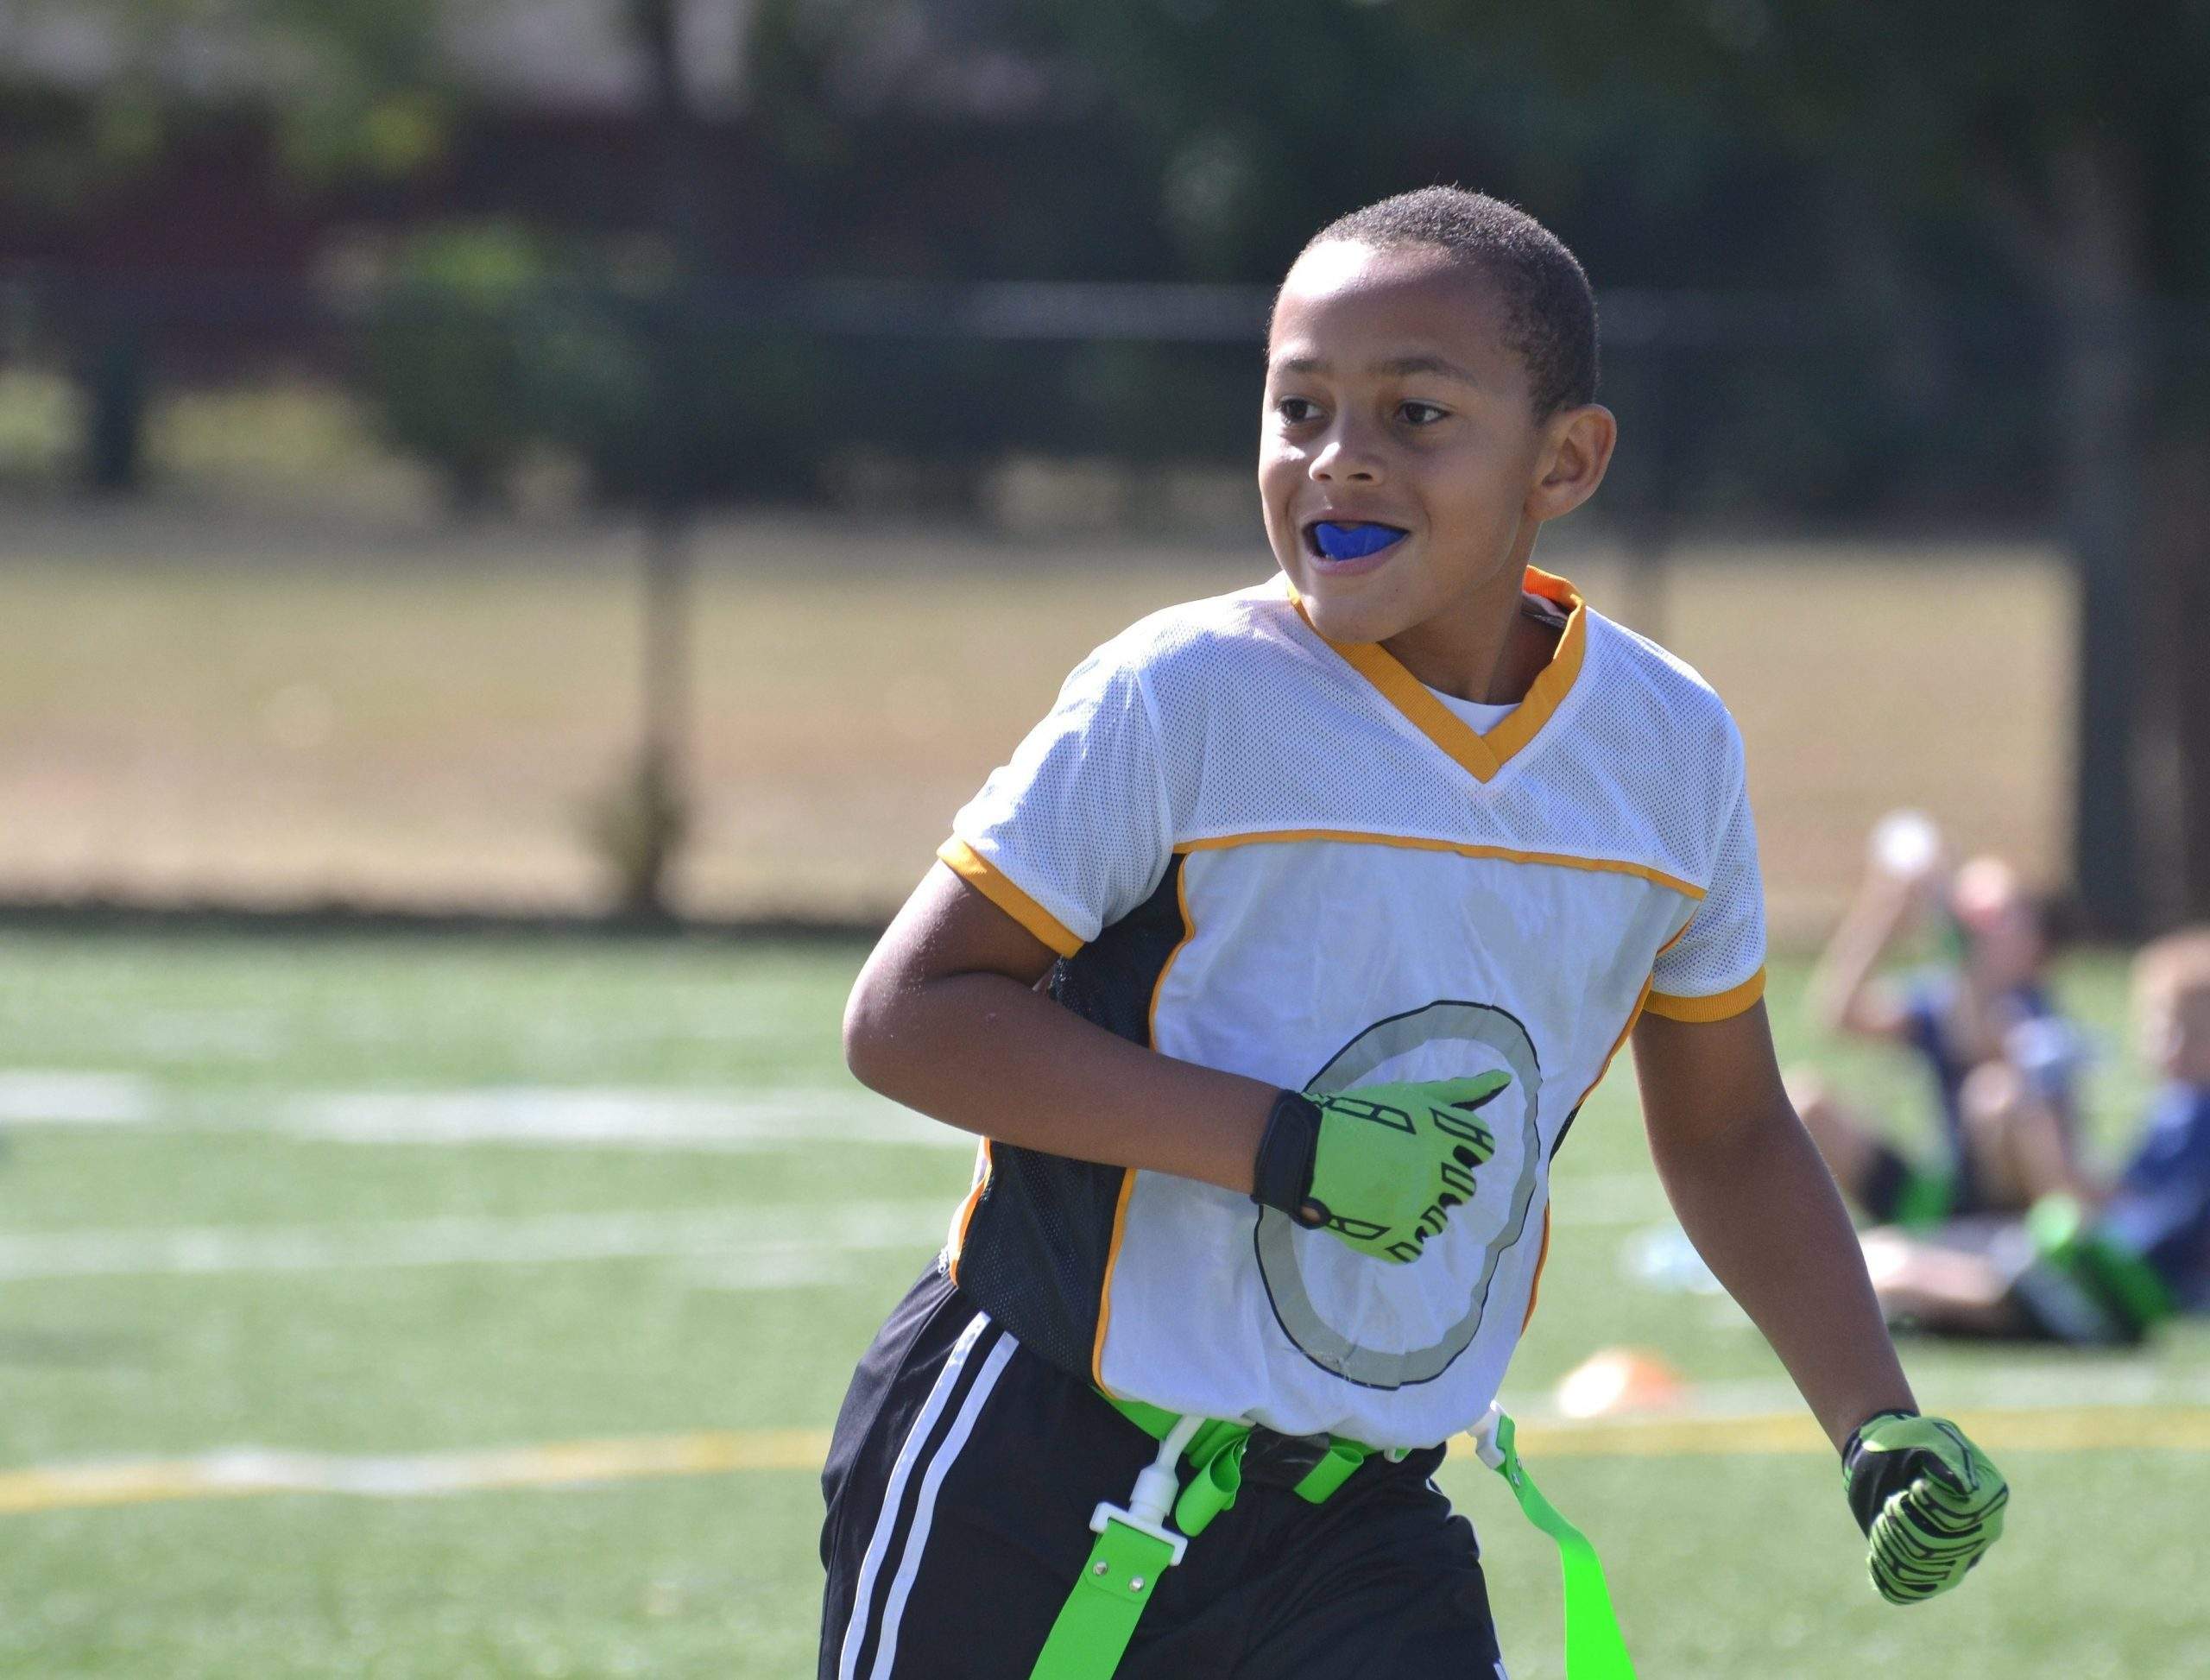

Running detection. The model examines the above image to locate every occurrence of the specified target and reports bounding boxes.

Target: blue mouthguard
[1313,521,1406,560]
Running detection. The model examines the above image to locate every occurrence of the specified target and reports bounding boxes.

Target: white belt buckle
[1468,1401,1507,1470]
[1089,1501,1189,1568]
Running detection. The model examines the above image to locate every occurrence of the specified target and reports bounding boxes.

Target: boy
[825,188,2007,1678]
[1866,928,2210,1344]
[1791,844,2088,1226]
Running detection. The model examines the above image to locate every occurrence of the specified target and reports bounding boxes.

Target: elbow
[1830,1001,1888,1042]
[1803,976,1847,1037]
[1812,987,1867,1041]
[842,966,900,1095]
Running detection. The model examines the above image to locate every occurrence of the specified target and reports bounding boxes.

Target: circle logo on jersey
[1254,999,1545,1388]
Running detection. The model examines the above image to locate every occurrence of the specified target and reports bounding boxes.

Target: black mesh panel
[953,856,1189,1378]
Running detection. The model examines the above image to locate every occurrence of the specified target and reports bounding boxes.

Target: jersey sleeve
[1901,977,1948,1058]
[2104,1090,2210,1291]
[938,644,1173,958]
[1645,729,1768,1022]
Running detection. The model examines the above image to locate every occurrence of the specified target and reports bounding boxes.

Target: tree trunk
[616,0,708,919]
[2141,430,2210,927]
[82,320,148,496]
[2049,139,2150,938]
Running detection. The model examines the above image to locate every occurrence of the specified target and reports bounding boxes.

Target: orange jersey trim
[1092,862,1198,1394]
[1286,566,1588,784]
[937,837,1084,958]
[1174,829,1702,900]
[944,1140,992,1285]
[1644,967,1767,1023]
[1089,1170,1140,1394]
[1519,1203,1555,1334]
[1578,976,1659,1114]
[1147,860,1199,1038]
[1523,969,1660,1333]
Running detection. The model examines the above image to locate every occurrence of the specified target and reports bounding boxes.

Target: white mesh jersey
[934,566,1765,1449]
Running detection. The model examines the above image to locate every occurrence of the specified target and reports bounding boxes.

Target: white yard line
[0,1071,970,1152]
[0,1200,950,1281]
[0,1071,158,1125]
[1546,1172,1669,1228]
[281,1086,965,1150]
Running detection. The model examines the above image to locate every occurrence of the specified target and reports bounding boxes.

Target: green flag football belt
[2026,1191,2176,1337]
[1027,1393,1639,1680]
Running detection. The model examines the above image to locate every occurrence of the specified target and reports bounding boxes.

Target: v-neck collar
[1287,565,1588,784]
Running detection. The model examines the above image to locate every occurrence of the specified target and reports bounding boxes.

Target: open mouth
[1304,521,1409,563]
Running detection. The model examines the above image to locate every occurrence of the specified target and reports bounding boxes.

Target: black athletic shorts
[1860,1140,1998,1227]
[820,1268,1506,1680]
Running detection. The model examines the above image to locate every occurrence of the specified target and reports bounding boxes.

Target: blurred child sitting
[1789,818,2088,1227]
[1862,929,2210,1344]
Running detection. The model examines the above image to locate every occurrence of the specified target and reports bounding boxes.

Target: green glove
[1842,1411,2009,1605]
[1251,1075,1507,1264]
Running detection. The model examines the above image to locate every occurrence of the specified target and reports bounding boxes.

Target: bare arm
[1806,874,1918,1040]
[843,862,1279,1193]
[1633,1002,1916,1449]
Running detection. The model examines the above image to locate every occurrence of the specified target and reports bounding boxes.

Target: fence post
[83,315,147,495]
[2060,300,2144,938]
[616,283,698,923]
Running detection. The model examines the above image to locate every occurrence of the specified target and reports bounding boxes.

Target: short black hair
[1290,186,1598,418]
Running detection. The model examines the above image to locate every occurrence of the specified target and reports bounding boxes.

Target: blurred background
[1,3,2206,1677]
[5,0,2209,937]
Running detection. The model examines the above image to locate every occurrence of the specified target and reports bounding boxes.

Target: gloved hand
[1843,1411,2009,1604]
[1251,1074,1507,1263]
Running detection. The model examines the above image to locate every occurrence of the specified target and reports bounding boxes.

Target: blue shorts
[820,1268,1505,1679]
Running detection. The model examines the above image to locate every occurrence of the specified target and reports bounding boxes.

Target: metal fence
[2,267,2203,933]
[12,267,2208,521]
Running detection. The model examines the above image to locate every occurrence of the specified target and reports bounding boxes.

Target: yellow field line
[3,1405,2203,1518]
[1506,1404,2210,1459]
[0,1430,830,1517]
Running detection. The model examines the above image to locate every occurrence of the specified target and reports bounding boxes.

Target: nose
[1310,417,1384,484]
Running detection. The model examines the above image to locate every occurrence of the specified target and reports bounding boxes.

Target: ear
[1525,404,1616,524]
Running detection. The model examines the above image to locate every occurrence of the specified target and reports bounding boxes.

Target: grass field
[0,507,2068,937]
[0,933,2203,1677]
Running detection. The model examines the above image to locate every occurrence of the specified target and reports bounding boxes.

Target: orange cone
[1553,1347,1689,1418]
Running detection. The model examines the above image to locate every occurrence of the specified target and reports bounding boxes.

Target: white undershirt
[1424,685,1518,734]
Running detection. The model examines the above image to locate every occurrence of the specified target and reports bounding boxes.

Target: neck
[1380,551,1549,704]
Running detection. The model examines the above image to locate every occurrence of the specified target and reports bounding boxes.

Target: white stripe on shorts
[837,1311,995,1680]
[866,1328,1017,1679]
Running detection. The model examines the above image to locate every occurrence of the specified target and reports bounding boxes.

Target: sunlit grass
[0,934,2198,1677]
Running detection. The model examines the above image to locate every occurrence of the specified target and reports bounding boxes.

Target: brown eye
[1276,398,1320,424]
[1399,401,1448,426]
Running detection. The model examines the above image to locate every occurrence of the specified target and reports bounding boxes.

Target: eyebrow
[1270,353,1481,384]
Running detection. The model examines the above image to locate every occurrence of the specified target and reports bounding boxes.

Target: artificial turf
[0,933,2201,1677]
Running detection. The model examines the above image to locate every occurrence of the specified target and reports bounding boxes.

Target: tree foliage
[16,0,462,182]
[1405,0,2210,298]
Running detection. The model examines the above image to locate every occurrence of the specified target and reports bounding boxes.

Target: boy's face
[1951,861,2047,990]
[1260,241,1600,651]
[2138,972,2210,1085]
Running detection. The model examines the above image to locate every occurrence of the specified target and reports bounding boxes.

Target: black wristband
[1841,1407,1924,1535]
[1251,1089,1324,1224]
